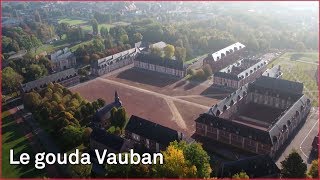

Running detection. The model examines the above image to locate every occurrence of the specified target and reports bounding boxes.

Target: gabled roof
[207,84,249,116]
[126,115,182,146]
[21,68,77,92]
[218,154,280,178]
[249,76,303,96]
[90,128,131,152]
[210,42,245,61]
[136,53,185,70]
[263,65,282,79]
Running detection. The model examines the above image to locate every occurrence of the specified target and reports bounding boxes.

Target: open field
[70,68,228,136]
[58,18,88,26]
[269,52,318,106]
[81,23,114,32]
[2,110,46,178]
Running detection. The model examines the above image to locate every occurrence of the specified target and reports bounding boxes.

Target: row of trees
[23,83,105,150]
[103,141,212,178]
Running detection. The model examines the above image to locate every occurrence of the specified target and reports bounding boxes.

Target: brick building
[134,53,186,77]
[49,48,76,71]
[195,76,311,157]
[125,115,189,152]
[91,47,140,76]
[203,42,247,73]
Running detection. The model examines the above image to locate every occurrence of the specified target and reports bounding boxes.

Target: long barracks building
[203,42,247,73]
[195,76,311,157]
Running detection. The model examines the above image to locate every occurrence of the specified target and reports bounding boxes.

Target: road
[276,107,319,168]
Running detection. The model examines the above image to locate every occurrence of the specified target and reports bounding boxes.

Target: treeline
[23,83,105,150]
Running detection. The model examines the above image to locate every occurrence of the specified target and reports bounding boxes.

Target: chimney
[267,73,269,77]
[278,65,281,71]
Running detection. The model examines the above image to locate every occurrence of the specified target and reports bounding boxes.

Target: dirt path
[96,77,211,110]
[165,99,187,130]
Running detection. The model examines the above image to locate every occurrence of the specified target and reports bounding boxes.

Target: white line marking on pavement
[299,110,319,158]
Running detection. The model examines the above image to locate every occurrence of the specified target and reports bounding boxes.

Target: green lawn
[70,39,94,52]
[2,110,46,178]
[269,52,319,106]
[81,23,114,32]
[58,18,88,26]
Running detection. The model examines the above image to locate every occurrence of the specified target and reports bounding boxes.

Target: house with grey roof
[20,68,80,93]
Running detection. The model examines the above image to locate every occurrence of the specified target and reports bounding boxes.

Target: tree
[170,141,212,178]
[232,171,249,179]
[153,145,197,178]
[175,47,186,62]
[163,44,175,59]
[2,67,24,93]
[295,42,306,51]
[150,47,162,57]
[23,91,42,110]
[68,156,92,177]
[91,19,99,35]
[100,27,108,38]
[25,64,48,82]
[34,10,41,23]
[56,22,69,39]
[203,64,213,77]
[308,159,319,178]
[104,35,114,49]
[132,32,143,43]
[61,125,83,150]
[280,150,307,178]
[120,34,129,44]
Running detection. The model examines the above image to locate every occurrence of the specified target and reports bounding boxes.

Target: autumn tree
[150,47,162,57]
[153,145,197,178]
[280,150,307,178]
[170,141,212,178]
[203,64,213,77]
[175,47,186,62]
[2,67,24,93]
[163,44,175,59]
[232,171,249,179]
[308,159,319,178]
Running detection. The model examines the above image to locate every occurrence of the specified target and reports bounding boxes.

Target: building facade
[21,68,80,93]
[50,48,76,71]
[125,115,186,152]
[91,47,140,76]
[203,42,247,73]
[134,53,186,77]
[195,77,311,157]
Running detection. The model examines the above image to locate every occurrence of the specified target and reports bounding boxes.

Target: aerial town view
[1,1,319,178]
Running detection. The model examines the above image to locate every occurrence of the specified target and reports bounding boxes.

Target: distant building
[92,91,122,128]
[21,68,79,93]
[49,48,76,71]
[125,115,190,152]
[195,76,311,157]
[134,53,186,77]
[204,42,246,73]
[7,50,27,60]
[218,155,280,178]
[91,47,140,76]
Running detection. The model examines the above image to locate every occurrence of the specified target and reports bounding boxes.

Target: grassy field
[81,23,114,32]
[269,52,318,106]
[58,18,87,26]
[2,110,46,178]
[70,39,94,52]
